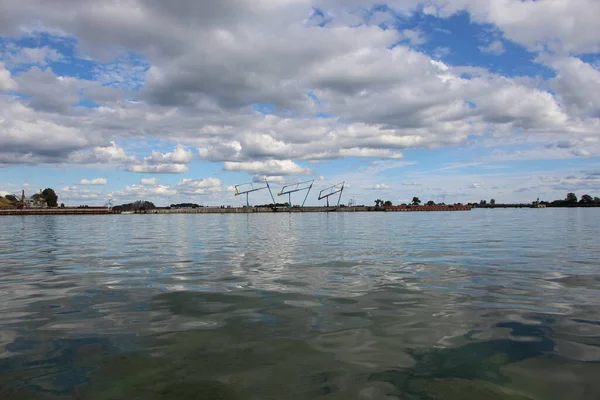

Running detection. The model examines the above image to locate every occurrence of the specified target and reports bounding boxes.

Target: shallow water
[1,209,600,399]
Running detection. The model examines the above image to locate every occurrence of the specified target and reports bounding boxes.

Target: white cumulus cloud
[0,62,17,91]
[479,40,505,55]
[128,164,189,174]
[110,184,176,200]
[339,148,404,159]
[223,160,313,176]
[144,146,193,164]
[177,178,223,194]
[78,178,108,185]
[0,0,599,182]
[128,146,193,174]
[372,183,392,190]
[551,57,600,118]
[140,177,157,185]
[68,142,136,165]
[3,46,64,66]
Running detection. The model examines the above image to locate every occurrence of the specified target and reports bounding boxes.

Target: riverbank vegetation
[375,192,600,210]
[0,197,14,209]
[113,200,156,212]
[546,193,600,206]
[475,193,600,208]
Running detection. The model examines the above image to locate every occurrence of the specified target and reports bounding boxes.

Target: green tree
[412,197,421,206]
[490,199,496,205]
[594,197,600,204]
[60,203,65,208]
[579,194,593,204]
[384,200,392,207]
[41,188,58,207]
[426,200,435,206]
[566,192,578,204]
[4,194,17,203]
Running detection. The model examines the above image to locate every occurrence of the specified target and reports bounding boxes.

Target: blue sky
[1,0,599,206]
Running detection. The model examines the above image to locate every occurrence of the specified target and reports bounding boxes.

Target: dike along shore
[0,204,471,215]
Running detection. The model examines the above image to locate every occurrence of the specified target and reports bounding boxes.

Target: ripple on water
[0,210,600,398]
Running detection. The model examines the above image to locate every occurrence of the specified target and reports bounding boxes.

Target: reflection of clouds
[554,339,600,362]
[502,357,600,400]
[309,328,415,369]
[203,213,428,297]
[0,329,17,358]
[1,210,600,379]
[0,278,79,315]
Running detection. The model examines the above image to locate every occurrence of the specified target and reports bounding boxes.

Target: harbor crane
[277,180,314,208]
[234,179,276,207]
[104,199,114,209]
[318,181,345,207]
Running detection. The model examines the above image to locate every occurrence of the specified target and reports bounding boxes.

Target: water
[1,209,599,399]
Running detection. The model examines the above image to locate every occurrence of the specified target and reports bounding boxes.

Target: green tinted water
[1,210,599,399]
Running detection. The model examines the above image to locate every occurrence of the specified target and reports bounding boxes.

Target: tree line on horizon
[375,192,600,209]
[548,192,600,206]
[374,197,433,207]
[477,192,600,206]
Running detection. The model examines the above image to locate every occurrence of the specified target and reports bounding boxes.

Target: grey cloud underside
[551,58,600,119]
[0,0,599,169]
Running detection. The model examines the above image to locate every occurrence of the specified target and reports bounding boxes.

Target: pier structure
[1,204,472,215]
[0,207,118,215]
[384,204,471,212]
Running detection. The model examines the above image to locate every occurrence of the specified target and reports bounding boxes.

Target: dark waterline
[1,209,600,399]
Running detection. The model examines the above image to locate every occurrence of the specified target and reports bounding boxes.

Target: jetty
[383,204,471,212]
[1,204,471,216]
[0,207,119,216]
[127,204,471,214]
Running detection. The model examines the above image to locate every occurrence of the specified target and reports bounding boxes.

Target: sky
[1,0,599,207]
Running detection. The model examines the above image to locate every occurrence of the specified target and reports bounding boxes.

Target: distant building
[532,197,546,208]
[27,192,47,208]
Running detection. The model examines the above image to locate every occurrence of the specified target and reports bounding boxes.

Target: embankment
[0,204,471,216]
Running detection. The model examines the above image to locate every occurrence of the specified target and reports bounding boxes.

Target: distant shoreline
[472,204,600,209]
[1,205,470,215]
[2,203,599,216]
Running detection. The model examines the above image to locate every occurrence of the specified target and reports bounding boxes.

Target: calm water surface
[1,209,600,399]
